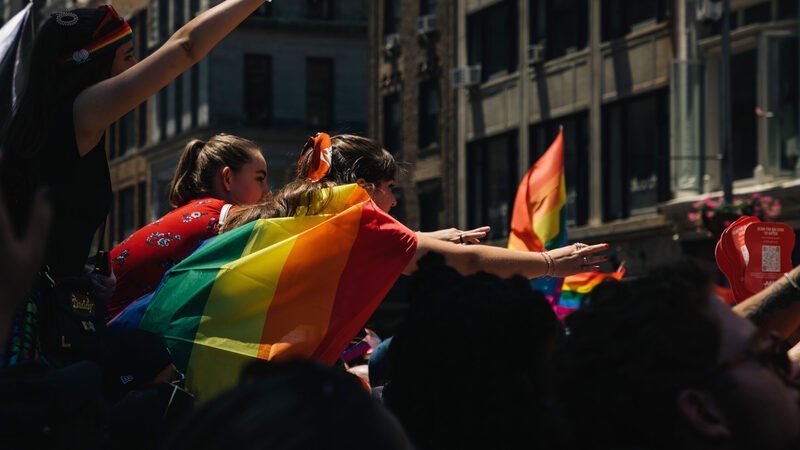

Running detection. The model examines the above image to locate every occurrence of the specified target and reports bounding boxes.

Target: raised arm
[404,236,608,278]
[734,266,800,338]
[74,0,268,154]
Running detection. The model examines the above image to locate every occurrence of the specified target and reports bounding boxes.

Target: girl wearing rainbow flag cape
[224,133,609,279]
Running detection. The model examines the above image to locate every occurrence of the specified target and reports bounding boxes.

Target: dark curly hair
[383,252,563,450]
[553,260,720,449]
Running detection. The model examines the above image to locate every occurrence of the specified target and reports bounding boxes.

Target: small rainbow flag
[556,264,626,320]
[508,129,567,305]
[109,184,416,399]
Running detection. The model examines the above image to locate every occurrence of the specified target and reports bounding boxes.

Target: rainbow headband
[63,21,133,65]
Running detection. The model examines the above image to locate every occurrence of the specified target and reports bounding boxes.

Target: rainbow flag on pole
[109,184,416,399]
[556,264,625,319]
[508,129,567,305]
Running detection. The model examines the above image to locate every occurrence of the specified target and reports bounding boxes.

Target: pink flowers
[687,193,783,230]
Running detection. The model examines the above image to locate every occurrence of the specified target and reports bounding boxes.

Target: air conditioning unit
[696,0,723,21]
[450,65,481,88]
[417,14,437,34]
[384,33,401,51]
[528,43,546,64]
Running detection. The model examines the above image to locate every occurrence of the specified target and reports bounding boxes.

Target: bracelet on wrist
[784,273,800,292]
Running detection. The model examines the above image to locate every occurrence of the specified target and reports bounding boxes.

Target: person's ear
[356,178,373,192]
[222,167,233,192]
[677,389,731,439]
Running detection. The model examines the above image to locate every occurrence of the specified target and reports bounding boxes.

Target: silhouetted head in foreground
[384,252,563,449]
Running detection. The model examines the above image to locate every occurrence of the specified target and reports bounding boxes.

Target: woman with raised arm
[222,133,608,279]
[0,0,274,363]
[1,0,272,278]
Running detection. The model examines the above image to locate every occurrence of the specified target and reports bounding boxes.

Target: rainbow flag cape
[508,129,567,305]
[109,184,416,399]
[556,264,625,320]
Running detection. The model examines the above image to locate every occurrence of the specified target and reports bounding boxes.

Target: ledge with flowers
[661,180,800,242]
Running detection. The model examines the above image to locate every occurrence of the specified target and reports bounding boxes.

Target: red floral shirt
[107,198,232,317]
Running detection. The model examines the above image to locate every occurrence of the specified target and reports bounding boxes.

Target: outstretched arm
[404,236,608,278]
[734,266,800,338]
[416,226,491,245]
[74,0,269,154]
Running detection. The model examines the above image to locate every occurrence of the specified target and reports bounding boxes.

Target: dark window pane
[307,58,334,128]
[532,0,588,59]
[191,65,199,127]
[418,181,441,231]
[384,0,401,35]
[158,89,167,141]
[744,3,771,25]
[175,74,183,133]
[778,0,799,19]
[159,0,169,41]
[602,0,668,41]
[418,80,439,148]
[119,110,136,155]
[138,182,147,228]
[467,132,518,236]
[602,90,669,220]
[307,0,332,19]
[244,54,272,125]
[252,3,273,16]
[173,0,184,35]
[731,49,758,180]
[118,186,135,243]
[383,93,401,154]
[420,0,437,16]
[467,0,518,81]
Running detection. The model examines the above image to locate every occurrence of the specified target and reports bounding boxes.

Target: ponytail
[167,134,258,207]
[169,139,205,207]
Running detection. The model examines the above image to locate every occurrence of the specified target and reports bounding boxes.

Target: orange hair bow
[300,132,333,182]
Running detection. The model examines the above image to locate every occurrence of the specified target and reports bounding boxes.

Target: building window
[468,0,518,82]
[743,2,771,26]
[173,0,184,34]
[306,58,334,128]
[191,65,199,127]
[158,89,168,141]
[766,36,799,172]
[778,0,799,19]
[417,180,441,232]
[384,0,401,35]
[252,3,273,17]
[420,0,437,16]
[175,74,183,134]
[383,93,401,155]
[138,181,148,227]
[530,111,589,227]
[418,80,439,148]
[159,0,169,42]
[117,186,136,243]
[731,49,758,180]
[307,0,332,19]
[530,0,588,60]
[601,0,669,41]
[244,54,272,125]
[467,131,518,235]
[119,110,136,156]
[602,90,670,220]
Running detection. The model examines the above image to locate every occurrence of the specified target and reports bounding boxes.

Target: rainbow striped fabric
[556,265,626,319]
[110,184,417,399]
[508,129,567,305]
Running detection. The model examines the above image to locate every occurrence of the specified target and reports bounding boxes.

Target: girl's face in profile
[110,41,137,77]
